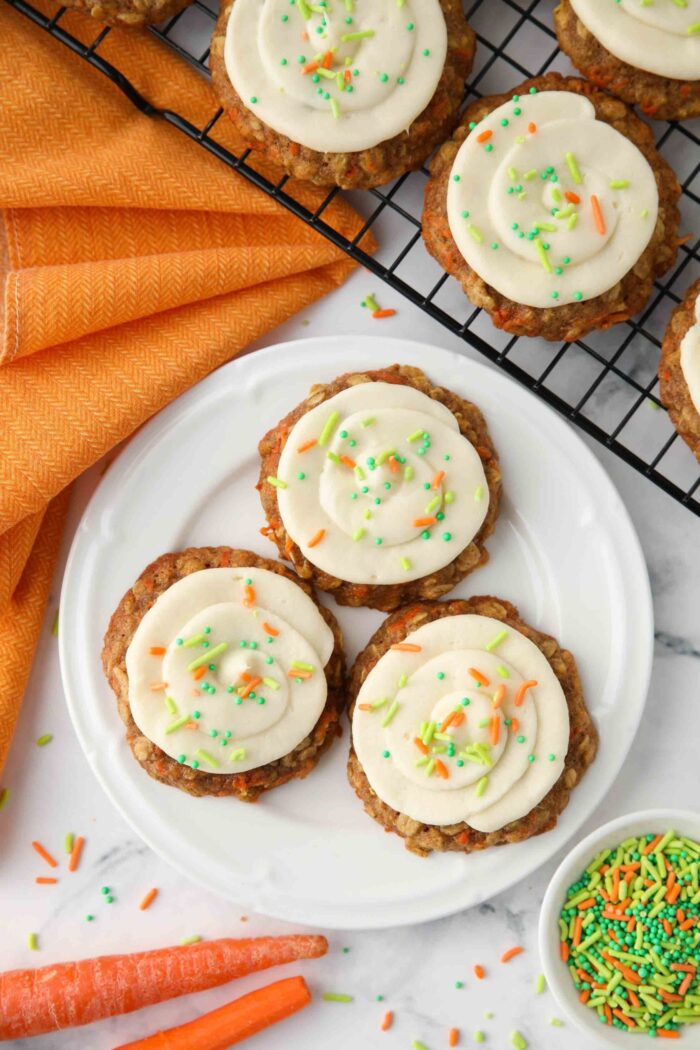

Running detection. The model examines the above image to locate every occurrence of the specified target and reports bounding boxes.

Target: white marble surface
[2,271,699,1050]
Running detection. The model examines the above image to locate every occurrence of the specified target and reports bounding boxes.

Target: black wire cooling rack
[7,0,700,516]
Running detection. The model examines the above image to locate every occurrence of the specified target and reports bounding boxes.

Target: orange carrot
[31,841,58,869]
[68,836,85,873]
[113,975,311,1050]
[381,1010,393,1031]
[0,937,326,1040]
[139,889,158,911]
[500,946,524,964]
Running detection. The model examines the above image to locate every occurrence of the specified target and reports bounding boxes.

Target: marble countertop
[2,270,699,1050]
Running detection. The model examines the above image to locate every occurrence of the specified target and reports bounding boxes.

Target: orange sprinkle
[31,841,58,869]
[321,49,333,69]
[68,835,85,873]
[241,676,262,698]
[514,680,537,707]
[340,455,357,469]
[579,989,590,1004]
[149,681,168,691]
[448,1028,459,1047]
[149,646,166,656]
[671,964,696,972]
[590,194,606,235]
[139,888,158,911]
[560,941,569,963]
[500,946,524,964]
[658,989,682,1004]
[657,1032,680,1040]
[435,759,449,780]
[510,718,519,734]
[302,61,318,75]
[240,671,253,683]
[35,877,58,885]
[577,898,597,910]
[663,919,672,936]
[474,964,485,980]
[490,715,500,746]
[372,309,397,319]
[185,721,198,730]
[414,737,429,755]
[440,712,457,733]
[676,908,685,923]
[431,470,445,488]
[391,643,422,652]
[679,972,694,996]
[381,1011,393,1032]
[667,884,681,904]
[358,703,373,711]
[469,668,490,687]
[388,456,399,473]
[261,621,279,637]
[413,516,438,527]
[643,834,662,854]
[492,684,506,709]
[344,69,351,85]
[288,668,312,680]
[627,988,641,1009]
[564,191,580,204]
[243,584,256,607]
[527,121,537,133]
[308,529,325,548]
[457,831,469,846]
[604,1003,612,1025]
[297,439,317,453]
[192,666,206,681]
[680,918,696,931]
[612,1009,635,1029]
[476,129,492,143]
[573,916,583,947]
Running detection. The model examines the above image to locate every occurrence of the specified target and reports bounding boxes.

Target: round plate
[59,337,653,930]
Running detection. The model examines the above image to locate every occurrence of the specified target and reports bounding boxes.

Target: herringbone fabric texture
[0,3,371,774]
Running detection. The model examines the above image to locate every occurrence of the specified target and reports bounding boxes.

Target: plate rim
[59,335,654,930]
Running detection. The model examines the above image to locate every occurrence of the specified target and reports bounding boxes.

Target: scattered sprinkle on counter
[27,932,38,951]
[501,945,525,963]
[0,787,10,811]
[380,1010,393,1031]
[448,1026,459,1046]
[559,830,700,1037]
[32,841,58,869]
[68,835,85,872]
[35,734,53,747]
[536,972,547,993]
[361,293,396,319]
[139,887,158,911]
[511,1031,528,1049]
[64,832,74,854]
[180,934,202,945]
[322,992,353,1003]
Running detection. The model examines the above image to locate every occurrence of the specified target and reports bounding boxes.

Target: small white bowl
[539,808,700,1049]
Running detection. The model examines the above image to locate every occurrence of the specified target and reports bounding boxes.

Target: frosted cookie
[660,278,700,463]
[62,0,192,26]
[258,365,501,611]
[102,547,345,800]
[347,597,597,856]
[555,0,700,122]
[423,74,680,342]
[209,0,475,188]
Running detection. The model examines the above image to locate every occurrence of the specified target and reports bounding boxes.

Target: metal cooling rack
[7,0,700,516]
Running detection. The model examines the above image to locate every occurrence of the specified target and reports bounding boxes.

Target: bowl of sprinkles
[540,810,700,1045]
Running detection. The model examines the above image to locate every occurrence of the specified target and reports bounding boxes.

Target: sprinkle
[149,646,166,656]
[352,527,365,541]
[36,734,53,747]
[549,1018,563,1027]
[36,877,58,885]
[536,973,546,994]
[242,584,256,607]
[474,964,485,979]
[362,294,380,312]
[228,748,247,762]
[590,194,606,235]
[139,888,158,911]
[413,516,437,527]
[467,224,484,243]
[474,1033,485,1044]
[609,179,629,189]
[412,1043,428,1050]
[166,714,192,734]
[68,835,85,872]
[565,152,582,184]
[187,642,228,672]
[448,1027,458,1047]
[297,439,317,453]
[308,528,325,548]
[400,557,411,571]
[362,417,375,428]
[688,21,700,33]
[501,946,524,963]
[28,933,38,951]
[261,621,279,637]
[527,122,537,133]
[492,684,506,709]
[373,308,396,319]
[391,643,421,652]
[323,992,354,1002]
[511,1033,528,1050]
[266,476,288,489]
[432,470,445,488]
[533,237,553,274]
[0,788,9,811]
[64,832,73,854]
[381,1011,393,1031]
[469,668,490,686]
[181,934,202,945]
[381,700,400,727]
[340,29,374,41]
[485,630,508,652]
[149,681,168,691]
[477,129,493,143]
[490,715,500,745]
[262,676,280,690]
[515,680,537,706]
[32,841,58,869]
[407,429,424,442]
[291,661,314,672]
[476,775,488,797]
[330,98,340,120]
[194,750,221,770]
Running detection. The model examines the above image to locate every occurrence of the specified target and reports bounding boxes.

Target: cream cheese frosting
[446,89,659,309]
[224,0,447,153]
[272,381,489,586]
[680,295,700,416]
[352,614,570,833]
[569,0,700,82]
[125,567,334,774]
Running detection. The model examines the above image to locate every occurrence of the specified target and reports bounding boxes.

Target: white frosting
[680,295,700,416]
[447,90,659,309]
[223,0,447,153]
[352,614,570,832]
[273,382,490,585]
[570,0,700,82]
[125,567,335,774]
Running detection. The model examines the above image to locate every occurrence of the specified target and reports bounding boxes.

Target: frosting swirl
[272,381,489,585]
[680,296,700,416]
[352,614,570,832]
[125,567,334,774]
[570,0,700,81]
[224,0,447,152]
[446,90,659,309]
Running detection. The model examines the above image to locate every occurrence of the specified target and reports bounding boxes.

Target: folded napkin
[0,3,372,775]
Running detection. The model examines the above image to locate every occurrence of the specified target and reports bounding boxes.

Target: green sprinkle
[267,476,287,489]
[318,410,341,446]
[165,715,191,735]
[474,485,484,502]
[27,933,38,951]
[476,775,489,797]
[400,557,411,571]
[187,642,228,672]
[194,749,220,769]
[412,1043,428,1050]
[641,208,649,218]
[51,609,59,636]
[229,748,247,762]
[486,630,508,652]
[533,237,553,274]
[407,429,423,442]
[549,1017,563,1027]
[323,992,354,1002]
[536,973,546,994]
[361,417,375,428]
[609,179,629,189]
[181,934,202,945]
[330,98,340,120]
[511,1032,528,1050]
[573,291,583,301]
[340,29,374,41]
[688,21,700,33]
[381,700,399,728]
[467,224,485,243]
[565,152,582,184]
[523,169,537,180]
[36,734,53,747]
[65,832,74,854]
[352,527,365,541]
[474,1032,485,1044]
[164,695,178,715]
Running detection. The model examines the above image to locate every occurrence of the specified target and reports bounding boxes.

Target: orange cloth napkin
[0,3,372,775]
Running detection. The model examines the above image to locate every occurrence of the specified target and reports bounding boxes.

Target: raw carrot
[113,975,311,1050]
[0,935,327,1040]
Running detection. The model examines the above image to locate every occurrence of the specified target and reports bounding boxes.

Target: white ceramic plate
[59,337,653,930]
[539,809,700,1047]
